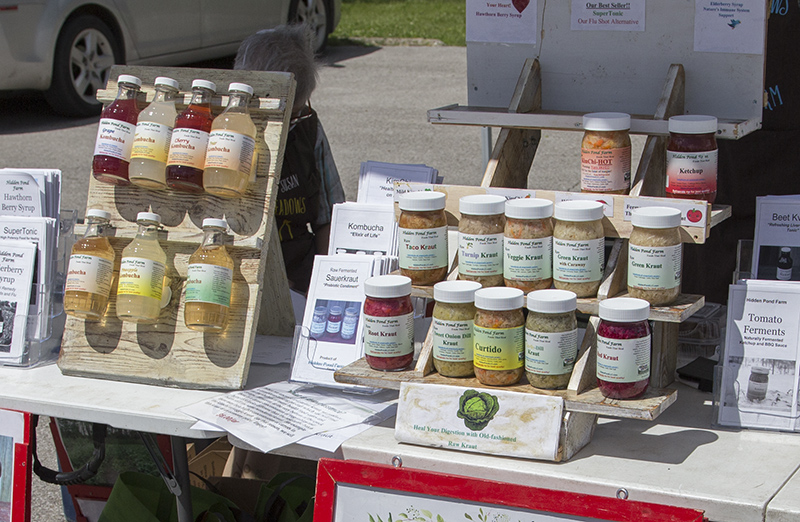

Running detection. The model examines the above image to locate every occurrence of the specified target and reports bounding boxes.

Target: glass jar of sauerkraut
[596,297,651,399]
[473,287,525,386]
[628,206,682,306]
[398,191,449,286]
[581,112,632,194]
[504,198,553,293]
[553,200,605,298]
[458,194,506,287]
[363,275,415,371]
[432,280,482,377]
[525,289,578,390]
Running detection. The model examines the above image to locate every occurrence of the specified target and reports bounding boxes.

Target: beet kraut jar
[398,191,449,286]
[363,275,414,371]
[596,297,651,399]
[473,287,525,386]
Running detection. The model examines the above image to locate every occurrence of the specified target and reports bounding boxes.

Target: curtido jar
[596,297,651,399]
[525,289,578,390]
[552,200,605,297]
[666,115,718,203]
[398,191,449,286]
[473,287,525,386]
[363,275,414,371]
[503,198,553,293]
[581,112,631,194]
[432,280,482,377]
[628,206,682,306]
[458,194,506,287]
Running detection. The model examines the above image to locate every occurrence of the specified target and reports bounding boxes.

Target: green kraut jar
[525,289,578,390]
[432,280,482,377]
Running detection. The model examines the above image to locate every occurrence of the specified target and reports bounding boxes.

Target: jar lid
[505,198,553,220]
[364,275,412,298]
[598,297,650,322]
[668,115,718,134]
[117,74,142,87]
[154,76,179,90]
[136,211,161,224]
[474,287,524,311]
[583,112,631,131]
[751,366,769,375]
[202,218,228,229]
[86,209,111,220]
[399,191,446,211]
[329,305,342,313]
[459,194,506,216]
[527,289,577,313]
[553,200,604,222]
[631,206,681,229]
[229,82,254,95]
[433,280,482,303]
[781,247,792,253]
[192,79,217,92]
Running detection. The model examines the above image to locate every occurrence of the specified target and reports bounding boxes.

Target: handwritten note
[466,0,538,44]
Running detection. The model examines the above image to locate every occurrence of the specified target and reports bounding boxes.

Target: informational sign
[694,0,765,54]
[466,0,538,44]
[570,0,646,31]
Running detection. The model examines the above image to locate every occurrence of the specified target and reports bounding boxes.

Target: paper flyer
[0,241,37,363]
[570,0,646,32]
[694,0,765,55]
[466,0,538,44]
[328,202,398,256]
[752,196,800,281]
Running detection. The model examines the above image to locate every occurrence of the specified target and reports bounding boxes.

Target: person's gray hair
[234,24,319,109]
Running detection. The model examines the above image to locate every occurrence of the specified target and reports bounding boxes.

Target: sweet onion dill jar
[503,198,553,293]
[363,275,414,371]
[398,191,449,286]
[432,280,482,377]
[596,297,651,399]
[525,289,578,390]
[458,194,506,287]
[473,287,525,386]
[553,200,605,297]
[628,206,682,306]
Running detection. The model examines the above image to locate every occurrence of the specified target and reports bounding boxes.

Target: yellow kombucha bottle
[115,212,167,323]
[184,218,233,332]
[64,209,115,320]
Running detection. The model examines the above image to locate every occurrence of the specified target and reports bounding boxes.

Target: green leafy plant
[457,390,500,431]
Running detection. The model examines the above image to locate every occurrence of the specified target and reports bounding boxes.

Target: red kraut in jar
[596,297,651,399]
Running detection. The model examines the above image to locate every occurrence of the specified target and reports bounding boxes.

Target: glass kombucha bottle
[129,76,180,189]
[64,209,115,320]
[92,74,142,185]
[116,212,167,324]
[204,83,257,198]
[184,218,233,332]
[166,79,216,193]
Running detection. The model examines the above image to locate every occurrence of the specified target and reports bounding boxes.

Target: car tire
[44,14,122,117]
[289,0,331,53]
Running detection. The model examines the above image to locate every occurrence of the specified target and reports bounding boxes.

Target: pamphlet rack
[58,65,296,390]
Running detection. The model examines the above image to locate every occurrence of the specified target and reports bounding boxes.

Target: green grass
[329,0,466,46]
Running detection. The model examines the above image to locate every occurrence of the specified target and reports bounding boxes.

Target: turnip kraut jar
[628,206,682,306]
[363,275,415,371]
[458,194,506,287]
[553,200,605,298]
[525,289,578,390]
[504,198,553,293]
[432,280,482,377]
[398,191,449,286]
[473,287,525,386]
[596,297,651,399]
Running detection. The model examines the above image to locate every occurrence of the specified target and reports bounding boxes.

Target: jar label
[117,257,165,300]
[185,263,233,307]
[327,312,342,334]
[458,232,503,277]
[65,254,114,296]
[628,243,682,290]
[504,236,552,281]
[364,312,414,357]
[596,334,651,383]
[553,237,604,282]
[399,225,448,270]
[340,310,360,339]
[525,328,578,376]
[777,267,793,281]
[747,379,768,401]
[310,308,328,337]
[581,146,631,192]
[131,121,173,163]
[167,128,210,169]
[473,325,524,370]
[93,118,136,160]
[666,150,718,196]
[432,318,474,362]
[204,130,256,175]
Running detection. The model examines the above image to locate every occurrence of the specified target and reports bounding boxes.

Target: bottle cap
[154,77,179,90]
[86,209,111,221]
[459,194,506,216]
[474,287,524,311]
[433,280,482,304]
[202,218,228,229]
[117,74,142,87]
[229,82,254,95]
[364,275,412,299]
[582,112,630,131]
[599,297,650,322]
[192,79,217,92]
[553,200,604,222]
[668,115,718,134]
[527,289,577,313]
[136,212,161,224]
[399,191,446,211]
[781,247,792,253]
[631,206,681,229]
[505,198,553,220]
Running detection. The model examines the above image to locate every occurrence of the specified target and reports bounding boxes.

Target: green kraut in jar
[432,280,481,377]
[525,289,578,390]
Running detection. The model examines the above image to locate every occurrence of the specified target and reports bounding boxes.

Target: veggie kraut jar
[581,112,631,194]
[432,280,482,377]
[553,200,605,297]
[473,287,525,386]
[596,297,651,399]
[504,198,553,293]
[458,194,506,287]
[525,289,578,390]
[398,191,449,286]
[628,206,682,306]
[363,275,414,371]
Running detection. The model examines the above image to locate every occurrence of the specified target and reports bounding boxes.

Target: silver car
[0,0,340,116]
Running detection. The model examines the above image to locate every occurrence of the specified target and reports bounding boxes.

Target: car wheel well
[59,5,125,63]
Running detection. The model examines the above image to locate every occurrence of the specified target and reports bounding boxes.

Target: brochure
[0,241,37,363]
[751,195,800,281]
[356,160,440,205]
[328,202,398,256]
[0,168,62,220]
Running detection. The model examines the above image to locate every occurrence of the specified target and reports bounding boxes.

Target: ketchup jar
[92,74,142,185]
[363,275,414,371]
[596,297,651,399]
[666,115,718,203]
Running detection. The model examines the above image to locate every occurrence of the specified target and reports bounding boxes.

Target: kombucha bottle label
[204,130,255,175]
[167,128,210,169]
[131,121,173,163]
[185,263,233,307]
[65,255,114,296]
[93,119,136,160]
[117,257,165,300]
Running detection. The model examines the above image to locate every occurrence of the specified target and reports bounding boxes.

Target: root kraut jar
[458,194,506,287]
[363,275,414,371]
[596,297,651,399]
[504,198,553,292]
[553,200,605,297]
[398,191,449,286]
[473,287,525,386]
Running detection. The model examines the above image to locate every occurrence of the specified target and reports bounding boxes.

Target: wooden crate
[58,65,296,390]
